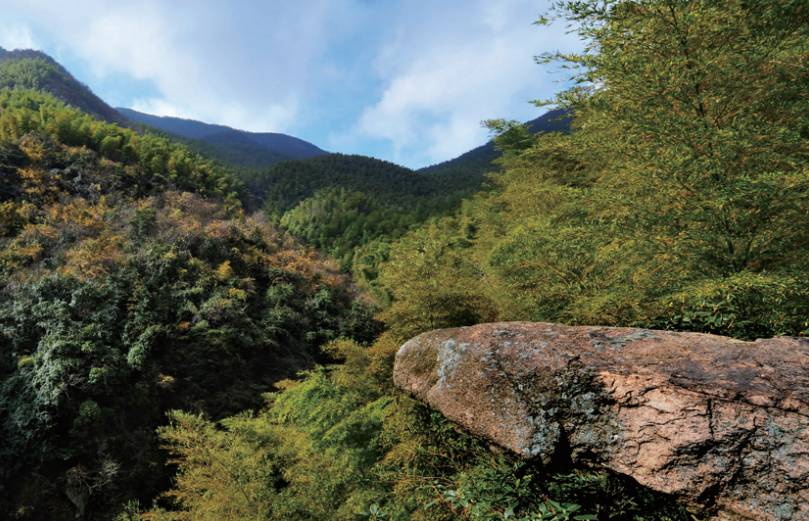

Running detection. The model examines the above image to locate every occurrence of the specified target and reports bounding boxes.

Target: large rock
[393,322,809,520]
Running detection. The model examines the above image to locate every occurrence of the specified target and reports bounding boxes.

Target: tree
[546,0,809,272]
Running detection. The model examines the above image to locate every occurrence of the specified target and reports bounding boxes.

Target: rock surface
[393,322,809,520]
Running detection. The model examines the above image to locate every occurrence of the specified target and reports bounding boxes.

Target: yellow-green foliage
[146,335,688,521]
[0,88,379,520]
[374,0,809,340]
[0,88,243,210]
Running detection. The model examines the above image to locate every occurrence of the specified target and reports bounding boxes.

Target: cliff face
[393,322,809,520]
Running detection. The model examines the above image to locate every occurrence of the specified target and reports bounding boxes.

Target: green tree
[377,0,809,338]
[540,0,809,333]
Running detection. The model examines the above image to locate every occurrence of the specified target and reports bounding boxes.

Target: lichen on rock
[393,322,809,521]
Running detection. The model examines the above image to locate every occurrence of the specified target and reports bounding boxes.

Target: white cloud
[2,0,582,166]
[69,3,300,132]
[352,0,581,167]
[2,0,351,133]
[130,98,185,119]
[0,22,37,50]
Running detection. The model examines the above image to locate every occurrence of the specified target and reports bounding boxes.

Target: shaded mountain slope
[418,108,570,183]
[252,109,570,212]
[244,111,571,271]
[119,107,326,168]
[252,153,431,215]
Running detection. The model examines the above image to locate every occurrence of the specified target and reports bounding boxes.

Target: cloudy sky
[0,0,581,168]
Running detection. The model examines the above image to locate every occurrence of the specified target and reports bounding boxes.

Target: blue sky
[0,1,581,168]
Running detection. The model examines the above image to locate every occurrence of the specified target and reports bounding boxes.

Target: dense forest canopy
[0,89,377,519]
[1,0,807,520]
[249,109,569,280]
[137,1,807,521]
[248,152,510,275]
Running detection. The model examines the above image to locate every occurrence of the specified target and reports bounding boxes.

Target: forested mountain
[0,46,327,169]
[0,47,127,125]
[249,108,570,272]
[119,107,326,168]
[2,1,808,520]
[250,111,570,273]
[0,89,377,520]
[246,154,438,270]
[418,108,570,182]
[139,3,808,520]
[250,151,492,273]
[253,153,431,212]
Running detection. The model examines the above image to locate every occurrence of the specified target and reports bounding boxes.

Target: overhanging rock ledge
[393,322,809,520]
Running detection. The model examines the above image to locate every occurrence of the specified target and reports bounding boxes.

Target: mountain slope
[247,110,571,271]
[418,108,570,182]
[251,108,570,212]
[119,107,326,168]
[253,153,431,214]
[0,47,127,125]
[0,88,377,521]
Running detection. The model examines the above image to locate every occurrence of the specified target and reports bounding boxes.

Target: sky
[0,0,582,169]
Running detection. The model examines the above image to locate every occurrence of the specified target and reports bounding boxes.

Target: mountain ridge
[118,107,327,168]
[418,108,570,178]
[0,46,568,179]
[0,46,327,168]
[0,46,128,125]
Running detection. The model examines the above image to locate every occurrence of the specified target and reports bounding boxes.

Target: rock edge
[393,322,809,520]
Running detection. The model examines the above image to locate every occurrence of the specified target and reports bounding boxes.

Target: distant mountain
[0,46,325,168]
[418,108,571,183]
[249,109,571,221]
[118,108,327,168]
[0,46,128,125]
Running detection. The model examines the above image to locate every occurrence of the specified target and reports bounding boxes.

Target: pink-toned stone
[393,322,809,520]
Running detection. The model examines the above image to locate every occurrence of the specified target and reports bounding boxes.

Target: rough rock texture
[393,322,809,520]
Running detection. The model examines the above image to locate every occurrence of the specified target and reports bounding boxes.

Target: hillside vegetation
[247,153,474,272]
[0,48,127,124]
[250,112,570,275]
[133,2,807,521]
[1,1,807,520]
[0,90,377,520]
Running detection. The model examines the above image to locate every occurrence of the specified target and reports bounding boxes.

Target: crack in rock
[393,322,809,521]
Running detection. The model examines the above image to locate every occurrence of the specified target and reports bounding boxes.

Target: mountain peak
[0,48,127,125]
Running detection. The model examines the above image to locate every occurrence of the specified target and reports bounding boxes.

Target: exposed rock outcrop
[393,322,809,520]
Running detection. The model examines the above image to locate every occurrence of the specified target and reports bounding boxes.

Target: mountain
[418,108,570,182]
[0,47,324,169]
[0,45,563,183]
[0,85,377,521]
[0,46,127,125]
[251,108,571,211]
[250,153,431,214]
[246,110,571,270]
[118,107,326,168]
